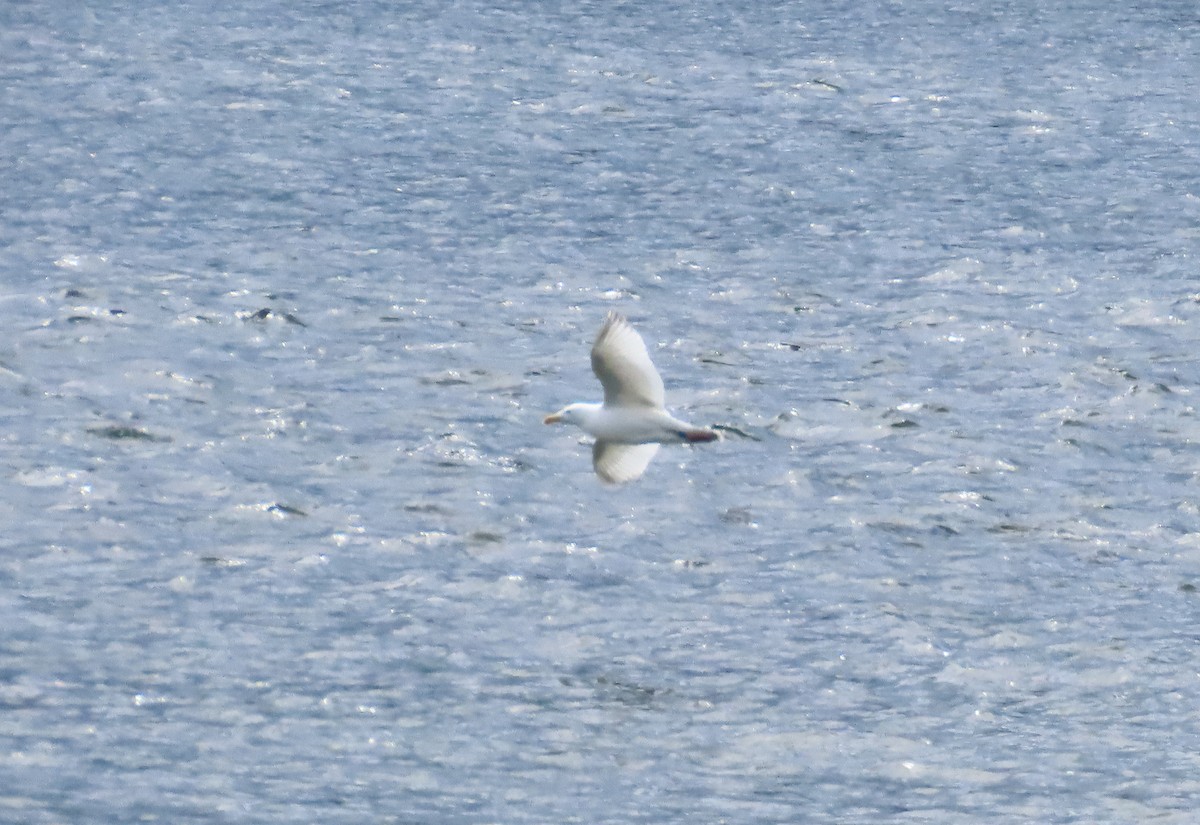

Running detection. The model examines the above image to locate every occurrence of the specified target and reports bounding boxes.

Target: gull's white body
[545,312,718,483]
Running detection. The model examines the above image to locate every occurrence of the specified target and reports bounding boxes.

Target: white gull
[544,312,719,483]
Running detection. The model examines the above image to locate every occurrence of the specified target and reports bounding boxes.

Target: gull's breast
[587,407,685,444]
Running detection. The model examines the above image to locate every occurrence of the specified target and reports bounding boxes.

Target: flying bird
[544,312,719,483]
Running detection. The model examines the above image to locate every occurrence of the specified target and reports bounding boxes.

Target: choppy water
[3,1,1200,822]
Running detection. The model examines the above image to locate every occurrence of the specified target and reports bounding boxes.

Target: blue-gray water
[3,2,1199,822]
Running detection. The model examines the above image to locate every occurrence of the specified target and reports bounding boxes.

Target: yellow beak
[543,413,562,424]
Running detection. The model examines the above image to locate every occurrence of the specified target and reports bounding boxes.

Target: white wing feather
[590,312,665,409]
[592,441,660,484]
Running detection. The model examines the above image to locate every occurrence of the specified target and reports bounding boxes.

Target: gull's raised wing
[593,441,660,484]
[590,312,665,409]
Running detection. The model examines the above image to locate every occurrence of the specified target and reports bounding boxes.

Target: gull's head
[543,402,594,427]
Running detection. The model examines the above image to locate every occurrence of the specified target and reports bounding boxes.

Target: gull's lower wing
[592,441,660,484]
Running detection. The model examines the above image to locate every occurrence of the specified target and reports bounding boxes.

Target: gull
[544,312,719,483]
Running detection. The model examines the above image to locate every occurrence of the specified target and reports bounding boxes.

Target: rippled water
[3,1,1200,822]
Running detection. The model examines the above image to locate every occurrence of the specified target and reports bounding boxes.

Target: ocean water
[2,1,1199,822]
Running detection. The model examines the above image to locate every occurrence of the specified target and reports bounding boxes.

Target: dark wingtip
[684,429,720,443]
